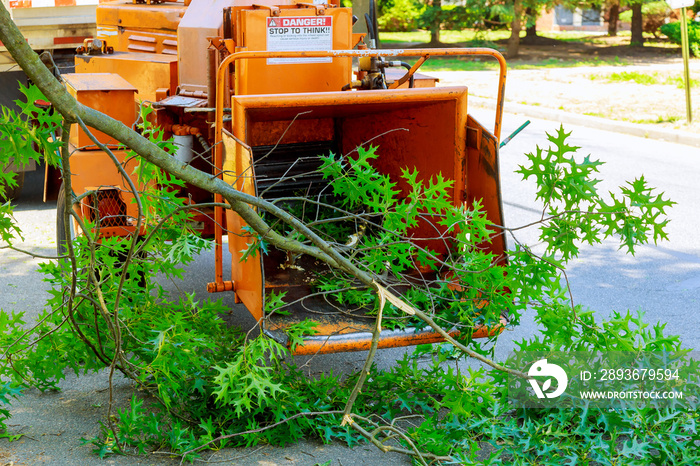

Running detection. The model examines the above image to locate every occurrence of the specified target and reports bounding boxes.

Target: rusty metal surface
[210,49,508,351]
[263,285,507,355]
[215,48,507,147]
[466,114,507,260]
[286,325,505,355]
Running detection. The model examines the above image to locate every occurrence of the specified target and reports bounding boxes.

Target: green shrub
[660,20,700,57]
[377,0,423,32]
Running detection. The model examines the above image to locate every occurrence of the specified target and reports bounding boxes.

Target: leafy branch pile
[1,81,698,465]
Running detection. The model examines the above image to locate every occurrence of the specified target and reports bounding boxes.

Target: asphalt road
[1,113,699,465]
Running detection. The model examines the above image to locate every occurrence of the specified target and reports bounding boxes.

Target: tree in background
[423,0,445,44]
[377,0,679,51]
[607,0,621,36]
[525,6,539,40]
[508,0,525,55]
[507,0,559,55]
[631,0,644,44]
[379,0,492,46]
[376,0,422,32]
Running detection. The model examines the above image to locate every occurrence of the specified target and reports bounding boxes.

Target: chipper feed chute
[212,50,508,355]
[50,0,511,356]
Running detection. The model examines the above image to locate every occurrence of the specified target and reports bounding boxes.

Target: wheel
[56,183,75,257]
[57,183,147,287]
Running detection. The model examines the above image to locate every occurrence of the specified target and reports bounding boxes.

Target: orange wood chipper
[46,0,509,355]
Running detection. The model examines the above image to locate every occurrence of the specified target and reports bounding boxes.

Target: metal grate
[85,188,127,228]
[251,141,337,199]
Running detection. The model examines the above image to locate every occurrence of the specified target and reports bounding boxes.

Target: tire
[56,183,75,257]
[57,184,147,287]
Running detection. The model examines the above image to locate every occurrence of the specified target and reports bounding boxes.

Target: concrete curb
[470,96,700,148]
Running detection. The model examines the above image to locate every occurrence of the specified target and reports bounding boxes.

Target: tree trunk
[430,26,440,45]
[429,0,442,45]
[508,0,524,57]
[525,7,537,39]
[607,0,620,37]
[630,2,644,45]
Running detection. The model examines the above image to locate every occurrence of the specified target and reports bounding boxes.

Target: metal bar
[680,7,693,123]
[290,316,508,355]
[215,47,507,141]
[499,120,530,148]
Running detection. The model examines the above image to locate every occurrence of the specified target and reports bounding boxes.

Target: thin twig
[341,280,386,424]
[178,411,343,464]
[0,245,65,259]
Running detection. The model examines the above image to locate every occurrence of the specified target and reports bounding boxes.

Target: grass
[416,55,629,72]
[590,70,658,85]
[537,31,607,43]
[379,29,632,71]
[585,106,684,125]
[628,115,682,124]
[379,29,629,46]
[419,58,497,72]
[589,71,700,88]
[380,30,511,46]
[512,56,629,70]
[584,111,611,118]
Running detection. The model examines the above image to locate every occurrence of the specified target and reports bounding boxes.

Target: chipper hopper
[48,0,509,355]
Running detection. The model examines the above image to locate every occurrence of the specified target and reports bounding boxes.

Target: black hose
[399,62,414,88]
[370,0,380,48]
[364,13,374,46]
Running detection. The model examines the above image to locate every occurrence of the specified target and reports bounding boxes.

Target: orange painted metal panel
[234,6,352,95]
[228,88,469,256]
[230,88,469,217]
[226,88,500,345]
[74,52,178,102]
[63,73,137,148]
[221,129,264,321]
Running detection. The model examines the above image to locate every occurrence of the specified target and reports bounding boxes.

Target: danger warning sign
[266,16,333,64]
